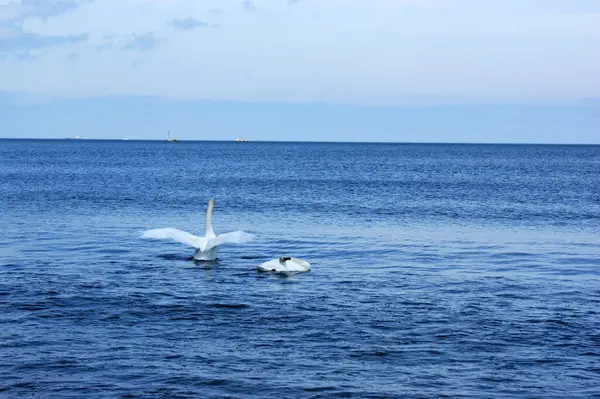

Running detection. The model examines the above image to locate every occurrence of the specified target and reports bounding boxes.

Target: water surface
[1,140,599,398]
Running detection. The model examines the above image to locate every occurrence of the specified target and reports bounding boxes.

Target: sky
[0,0,599,143]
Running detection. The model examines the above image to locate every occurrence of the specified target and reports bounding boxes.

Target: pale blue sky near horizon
[1,0,599,143]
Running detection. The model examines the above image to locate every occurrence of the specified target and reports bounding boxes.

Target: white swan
[257,257,311,273]
[141,199,254,261]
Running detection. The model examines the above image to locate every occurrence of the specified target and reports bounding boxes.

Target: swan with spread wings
[141,199,254,261]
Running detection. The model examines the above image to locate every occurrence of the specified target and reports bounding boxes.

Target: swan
[257,257,311,273]
[140,199,254,261]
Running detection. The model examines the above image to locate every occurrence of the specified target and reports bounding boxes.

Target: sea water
[0,140,599,398]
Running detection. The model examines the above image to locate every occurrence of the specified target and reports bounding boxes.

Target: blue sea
[1,139,599,398]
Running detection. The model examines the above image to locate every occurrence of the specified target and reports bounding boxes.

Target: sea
[0,139,599,398]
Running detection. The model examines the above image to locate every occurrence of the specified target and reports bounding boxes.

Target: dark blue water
[1,140,599,398]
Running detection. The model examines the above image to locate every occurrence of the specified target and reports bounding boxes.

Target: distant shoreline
[0,138,598,146]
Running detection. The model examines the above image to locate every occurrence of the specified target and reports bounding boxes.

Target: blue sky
[0,0,599,143]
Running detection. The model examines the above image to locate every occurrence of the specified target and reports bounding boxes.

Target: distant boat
[65,135,81,140]
[166,130,179,142]
[234,138,248,142]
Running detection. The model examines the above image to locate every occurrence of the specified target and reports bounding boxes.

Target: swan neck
[205,199,215,235]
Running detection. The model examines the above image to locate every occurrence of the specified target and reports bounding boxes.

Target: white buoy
[257,257,311,273]
[140,199,254,261]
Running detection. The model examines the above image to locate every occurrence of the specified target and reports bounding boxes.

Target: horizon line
[1,137,598,146]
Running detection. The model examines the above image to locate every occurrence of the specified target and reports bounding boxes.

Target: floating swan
[257,257,311,273]
[141,199,254,261]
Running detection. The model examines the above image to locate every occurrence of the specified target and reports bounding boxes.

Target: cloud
[17,51,35,60]
[242,1,255,11]
[122,32,159,51]
[0,29,87,55]
[0,0,89,54]
[0,0,86,22]
[169,17,208,31]
[94,34,113,51]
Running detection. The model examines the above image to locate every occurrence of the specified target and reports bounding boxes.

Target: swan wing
[202,231,255,251]
[140,228,201,249]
